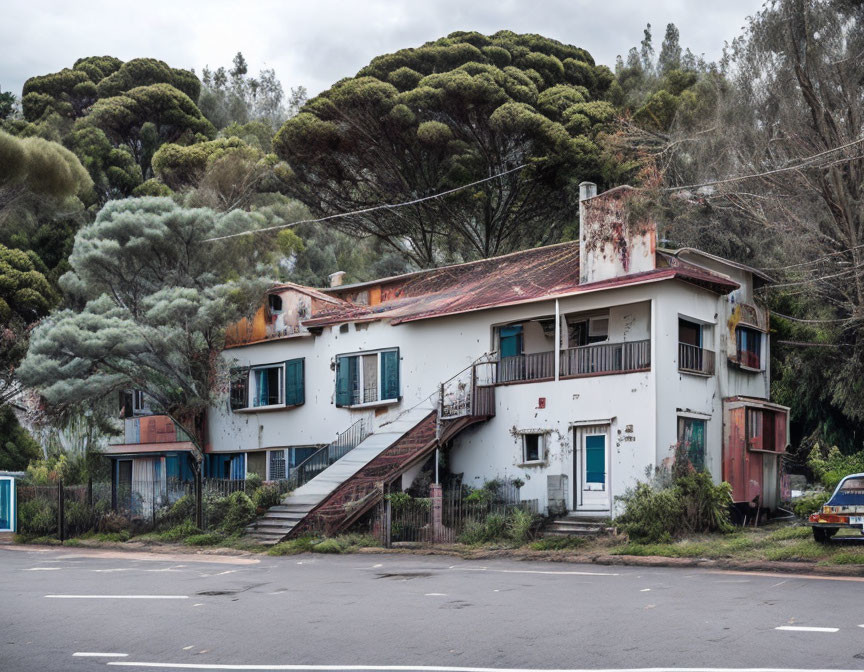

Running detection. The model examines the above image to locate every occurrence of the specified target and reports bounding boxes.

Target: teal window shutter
[381,349,400,400]
[335,356,353,407]
[284,358,305,407]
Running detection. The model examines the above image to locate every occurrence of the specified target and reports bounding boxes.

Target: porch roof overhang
[103,441,195,456]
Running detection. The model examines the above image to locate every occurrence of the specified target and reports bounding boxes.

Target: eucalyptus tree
[274,31,619,266]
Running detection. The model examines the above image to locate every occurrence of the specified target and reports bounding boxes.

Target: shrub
[18,498,57,536]
[98,511,130,534]
[616,469,733,544]
[252,483,282,510]
[268,536,317,555]
[156,494,194,530]
[219,491,256,535]
[64,500,93,535]
[458,512,508,544]
[159,520,200,541]
[244,472,263,494]
[312,538,343,553]
[807,444,864,491]
[202,492,230,530]
[793,492,829,518]
[507,508,537,545]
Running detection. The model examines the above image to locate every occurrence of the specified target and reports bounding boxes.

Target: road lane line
[23,567,61,571]
[775,626,839,633]
[105,664,864,671]
[46,594,188,600]
[73,652,129,657]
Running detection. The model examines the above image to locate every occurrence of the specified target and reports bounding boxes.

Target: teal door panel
[0,479,11,531]
[500,325,523,358]
[585,435,606,484]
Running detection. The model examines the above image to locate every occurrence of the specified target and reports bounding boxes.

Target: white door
[574,425,610,512]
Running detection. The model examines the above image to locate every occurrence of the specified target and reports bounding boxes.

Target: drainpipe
[554,299,560,382]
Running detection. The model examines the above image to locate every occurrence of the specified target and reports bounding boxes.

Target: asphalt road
[2,545,864,672]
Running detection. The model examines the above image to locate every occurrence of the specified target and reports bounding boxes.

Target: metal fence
[372,487,539,545]
[15,477,291,540]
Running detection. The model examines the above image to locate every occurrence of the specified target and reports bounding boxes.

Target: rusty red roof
[301,242,738,328]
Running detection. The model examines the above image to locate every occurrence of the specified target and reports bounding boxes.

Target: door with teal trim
[0,477,13,532]
[574,425,610,511]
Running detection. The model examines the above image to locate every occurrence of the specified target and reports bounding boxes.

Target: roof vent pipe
[328,271,346,288]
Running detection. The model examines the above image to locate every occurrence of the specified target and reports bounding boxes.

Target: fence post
[384,498,392,549]
[152,475,156,528]
[195,471,203,529]
[87,477,93,510]
[430,482,444,543]
[57,481,65,542]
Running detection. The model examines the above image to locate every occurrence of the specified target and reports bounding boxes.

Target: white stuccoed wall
[208,272,771,514]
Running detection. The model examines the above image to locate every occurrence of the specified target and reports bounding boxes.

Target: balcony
[105,415,194,455]
[492,340,651,385]
[678,343,715,376]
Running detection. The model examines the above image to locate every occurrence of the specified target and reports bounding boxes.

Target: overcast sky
[2,0,764,99]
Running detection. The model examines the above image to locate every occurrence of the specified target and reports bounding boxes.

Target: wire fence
[371,486,539,545]
[15,477,293,540]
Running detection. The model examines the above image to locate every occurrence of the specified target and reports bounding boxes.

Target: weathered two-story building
[107,183,789,543]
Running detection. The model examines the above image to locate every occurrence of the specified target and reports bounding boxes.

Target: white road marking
[23,567,61,571]
[73,653,129,658]
[183,646,194,651]
[425,593,447,596]
[858,624,864,629]
[105,664,864,671]
[451,567,619,577]
[775,626,839,633]
[640,588,651,592]
[46,594,188,600]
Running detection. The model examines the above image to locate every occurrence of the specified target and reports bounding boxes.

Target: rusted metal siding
[723,398,790,508]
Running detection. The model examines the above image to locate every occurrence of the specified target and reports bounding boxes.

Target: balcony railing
[679,343,715,375]
[497,351,556,384]
[559,339,651,377]
[490,340,652,385]
[440,360,497,420]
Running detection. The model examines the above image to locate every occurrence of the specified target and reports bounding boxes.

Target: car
[807,472,864,542]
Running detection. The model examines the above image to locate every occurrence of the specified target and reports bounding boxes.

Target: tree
[17,198,275,469]
[0,87,15,120]
[0,406,41,471]
[274,31,618,266]
[81,83,215,176]
[658,24,682,75]
[198,52,300,130]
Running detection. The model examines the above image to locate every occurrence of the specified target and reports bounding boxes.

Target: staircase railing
[439,356,497,422]
[284,417,372,492]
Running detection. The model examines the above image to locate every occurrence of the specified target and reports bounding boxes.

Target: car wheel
[813,527,836,543]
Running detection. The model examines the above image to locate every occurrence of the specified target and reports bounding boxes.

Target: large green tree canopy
[18,198,275,461]
[274,31,619,266]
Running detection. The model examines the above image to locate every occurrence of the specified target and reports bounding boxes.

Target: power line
[664,137,864,193]
[202,164,530,243]
[759,244,864,272]
[772,311,858,324]
[760,264,864,289]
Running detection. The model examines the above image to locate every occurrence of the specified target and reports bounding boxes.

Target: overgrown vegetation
[268,534,380,556]
[615,448,733,543]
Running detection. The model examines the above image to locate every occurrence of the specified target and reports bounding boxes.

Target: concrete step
[247,520,296,531]
[258,512,308,522]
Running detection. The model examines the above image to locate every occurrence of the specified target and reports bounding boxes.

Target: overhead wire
[202,163,530,242]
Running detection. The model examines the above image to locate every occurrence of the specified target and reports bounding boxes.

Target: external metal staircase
[245,359,496,545]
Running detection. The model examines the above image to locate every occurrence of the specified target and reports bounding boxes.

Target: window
[746,407,776,452]
[736,326,763,369]
[230,368,249,411]
[231,359,305,411]
[497,325,523,358]
[677,417,706,471]
[679,318,702,347]
[268,294,283,315]
[269,450,286,480]
[567,315,609,347]
[522,433,545,463]
[335,349,399,407]
[252,365,283,407]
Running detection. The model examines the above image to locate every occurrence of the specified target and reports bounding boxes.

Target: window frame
[230,359,305,412]
[677,415,707,471]
[520,432,546,465]
[735,325,764,371]
[335,347,400,408]
[250,363,285,409]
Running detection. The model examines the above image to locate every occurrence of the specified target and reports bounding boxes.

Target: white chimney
[578,182,598,284]
[328,271,346,288]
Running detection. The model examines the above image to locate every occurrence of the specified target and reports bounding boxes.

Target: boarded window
[677,417,706,471]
